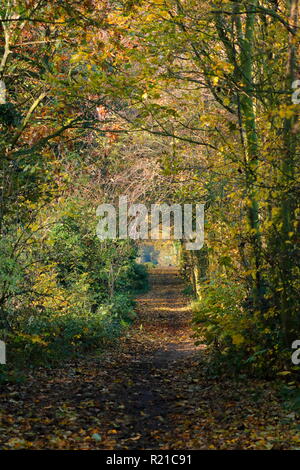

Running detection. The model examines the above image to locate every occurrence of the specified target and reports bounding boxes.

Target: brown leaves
[0,268,299,450]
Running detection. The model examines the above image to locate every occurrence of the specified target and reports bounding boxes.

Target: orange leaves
[96,105,108,120]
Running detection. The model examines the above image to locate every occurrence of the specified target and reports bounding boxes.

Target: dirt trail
[0,268,297,450]
[107,267,203,449]
[135,267,200,364]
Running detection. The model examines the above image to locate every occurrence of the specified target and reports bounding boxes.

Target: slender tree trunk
[279,0,299,345]
[239,1,264,311]
[216,1,264,310]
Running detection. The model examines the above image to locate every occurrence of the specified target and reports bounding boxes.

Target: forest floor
[0,267,299,450]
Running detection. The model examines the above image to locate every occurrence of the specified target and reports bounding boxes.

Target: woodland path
[0,268,297,449]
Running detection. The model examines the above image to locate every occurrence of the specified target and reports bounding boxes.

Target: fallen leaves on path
[0,268,299,450]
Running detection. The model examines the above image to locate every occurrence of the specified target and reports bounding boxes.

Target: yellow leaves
[211,61,234,83]
[70,51,89,64]
[244,269,256,280]
[30,335,48,345]
[46,238,55,247]
[107,13,128,27]
[264,308,276,319]
[28,222,40,232]
[27,201,37,210]
[31,264,71,313]
[278,104,298,119]
[231,333,245,346]
[19,333,48,346]
[5,438,31,449]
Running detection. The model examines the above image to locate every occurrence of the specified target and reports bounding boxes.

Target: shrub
[126,263,149,293]
[0,200,149,375]
[8,297,135,367]
[192,281,296,376]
